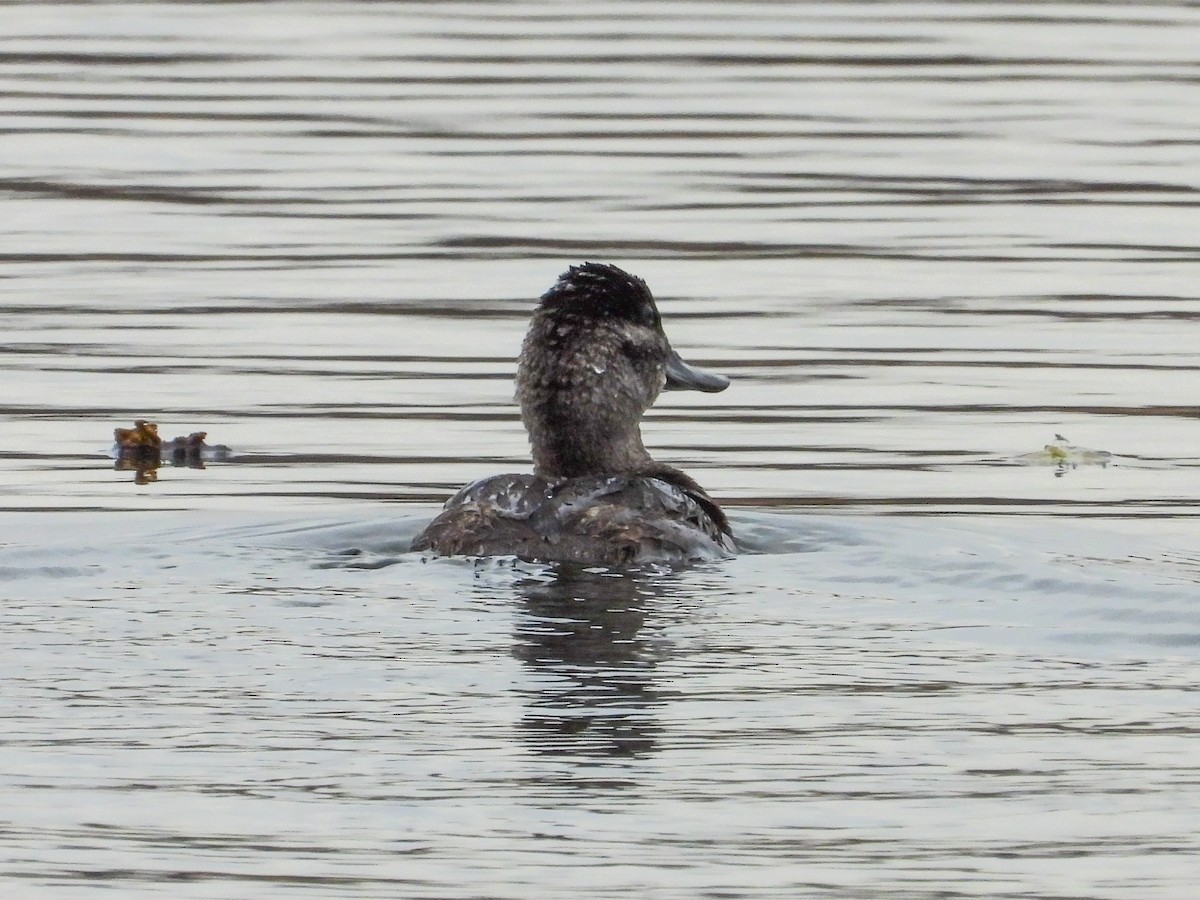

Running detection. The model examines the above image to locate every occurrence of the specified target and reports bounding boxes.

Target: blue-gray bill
[664,348,729,393]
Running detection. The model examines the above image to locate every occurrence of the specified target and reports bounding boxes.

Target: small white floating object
[1014,434,1113,469]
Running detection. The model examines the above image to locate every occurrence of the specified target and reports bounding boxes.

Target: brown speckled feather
[411,263,733,567]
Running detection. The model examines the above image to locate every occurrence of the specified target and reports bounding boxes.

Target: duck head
[515,262,729,479]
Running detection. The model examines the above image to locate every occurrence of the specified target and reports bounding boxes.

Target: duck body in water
[411,262,734,566]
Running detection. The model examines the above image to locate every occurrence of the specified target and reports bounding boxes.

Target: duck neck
[525,408,652,478]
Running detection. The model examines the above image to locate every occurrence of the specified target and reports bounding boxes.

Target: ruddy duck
[411,262,734,566]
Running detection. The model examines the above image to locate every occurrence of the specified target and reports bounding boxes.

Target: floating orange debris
[112,420,231,483]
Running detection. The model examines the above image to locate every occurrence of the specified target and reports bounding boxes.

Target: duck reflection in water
[512,570,680,759]
[412,263,734,567]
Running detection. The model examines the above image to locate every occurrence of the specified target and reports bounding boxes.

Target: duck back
[411,473,735,566]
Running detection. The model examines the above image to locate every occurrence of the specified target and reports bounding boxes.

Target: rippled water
[3,2,1199,897]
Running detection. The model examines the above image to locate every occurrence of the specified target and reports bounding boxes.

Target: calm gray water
[3,2,1199,897]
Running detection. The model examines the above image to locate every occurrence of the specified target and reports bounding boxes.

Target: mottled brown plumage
[411,263,733,566]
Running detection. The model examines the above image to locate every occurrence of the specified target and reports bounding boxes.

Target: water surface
[2,2,1199,897]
